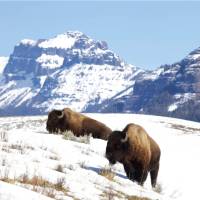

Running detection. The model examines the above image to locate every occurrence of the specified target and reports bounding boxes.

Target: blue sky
[1,1,200,69]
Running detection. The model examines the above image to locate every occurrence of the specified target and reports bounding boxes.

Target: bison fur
[46,108,112,140]
[106,123,161,187]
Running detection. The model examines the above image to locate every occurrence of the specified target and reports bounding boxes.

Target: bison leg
[123,163,148,186]
[123,163,135,180]
[150,163,159,188]
[134,168,148,186]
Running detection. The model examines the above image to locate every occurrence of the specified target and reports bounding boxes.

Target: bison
[46,108,112,140]
[106,123,161,187]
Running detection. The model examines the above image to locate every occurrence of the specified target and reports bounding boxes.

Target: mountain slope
[91,47,200,122]
[0,31,145,116]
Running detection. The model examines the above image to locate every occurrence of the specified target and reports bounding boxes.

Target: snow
[36,54,64,69]
[39,76,47,88]
[168,93,196,112]
[38,34,76,49]
[0,78,37,108]
[94,48,108,55]
[0,114,200,200]
[114,86,134,99]
[168,104,178,112]
[186,53,200,60]
[143,67,164,80]
[19,39,37,46]
[0,57,9,74]
[174,93,196,101]
[0,181,53,200]
[34,63,137,112]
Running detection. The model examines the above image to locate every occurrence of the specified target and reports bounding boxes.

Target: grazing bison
[46,108,112,140]
[106,123,161,187]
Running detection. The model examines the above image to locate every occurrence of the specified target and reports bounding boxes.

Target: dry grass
[101,185,125,200]
[55,164,64,173]
[0,167,12,183]
[100,172,153,200]
[9,141,34,154]
[0,170,68,199]
[54,177,66,191]
[48,149,60,161]
[67,164,75,170]
[10,143,26,154]
[78,161,86,169]
[63,131,91,144]
[0,177,15,184]
[18,175,66,192]
[18,174,53,188]
[0,141,34,155]
[102,191,152,200]
[127,196,151,200]
[0,131,8,142]
[49,155,60,160]
[44,188,56,198]
[153,183,163,194]
[1,145,10,153]
[99,167,115,181]
[19,175,67,198]
[17,174,66,192]
[102,189,116,200]
[167,123,200,134]
[1,157,7,166]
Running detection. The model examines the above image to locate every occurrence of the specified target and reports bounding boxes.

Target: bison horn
[57,110,64,119]
[121,132,129,143]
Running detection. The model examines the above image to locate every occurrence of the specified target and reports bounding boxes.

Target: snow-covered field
[0,114,200,200]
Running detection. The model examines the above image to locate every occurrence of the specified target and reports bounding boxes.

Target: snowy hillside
[0,114,200,200]
[0,31,144,116]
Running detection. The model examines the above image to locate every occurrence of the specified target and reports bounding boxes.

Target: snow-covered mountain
[90,47,200,122]
[0,114,200,200]
[0,31,145,116]
[1,31,200,122]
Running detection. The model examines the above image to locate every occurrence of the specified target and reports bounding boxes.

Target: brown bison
[106,123,161,187]
[46,108,112,140]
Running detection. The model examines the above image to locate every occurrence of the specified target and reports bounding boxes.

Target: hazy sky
[1,1,200,69]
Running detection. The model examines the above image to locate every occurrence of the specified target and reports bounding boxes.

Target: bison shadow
[86,166,127,180]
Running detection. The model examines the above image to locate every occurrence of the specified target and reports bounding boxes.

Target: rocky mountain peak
[0,31,140,116]
[3,31,122,82]
[186,46,200,60]
[17,31,108,52]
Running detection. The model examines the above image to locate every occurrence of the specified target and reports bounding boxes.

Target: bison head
[46,109,65,133]
[106,130,129,165]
